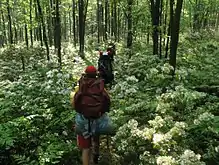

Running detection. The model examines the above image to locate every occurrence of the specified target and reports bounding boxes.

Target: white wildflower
[150,68,159,75]
[179,150,205,165]
[157,156,176,165]
[153,133,165,144]
[148,116,166,129]
[194,112,214,125]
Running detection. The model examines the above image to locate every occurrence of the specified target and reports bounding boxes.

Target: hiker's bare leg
[77,135,92,165]
[82,148,90,165]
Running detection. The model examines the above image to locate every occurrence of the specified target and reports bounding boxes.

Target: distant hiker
[71,66,114,165]
[98,51,114,87]
[106,43,116,62]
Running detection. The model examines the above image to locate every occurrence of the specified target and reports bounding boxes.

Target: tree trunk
[169,0,183,75]
[30,0,33,46]
[63,12,67,41]
[69,9,72,41]
[72,0,77,47]
[55,0,62,68]
[78,0,89,58]
[35,2,43,46]
[127,0,133,49]
[150,0,160,55]
[14,25,18,44]
[25,24,29,48]
[78,0,85,58]
[1,11,7,45]
[36,0,50,61]
[104,0,108,41]
[159,0,163,58]
[7,0,13,44]
[110,1,114,37]
[97,0,100,43]
[48,0,53,46]
[163,0,168,48]
[113,0,117,41]
[117,7,120,41]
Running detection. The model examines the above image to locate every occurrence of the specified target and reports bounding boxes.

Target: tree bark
[72,0,77,47]
[127,0,133,49]
[78,0,89,58]
[169,0,183,75]
[7,0,13,44]
[36,0,50,61]
[30,0,33,46]
[25,24,29,48]
[150,0,161,55]
[1,11,7,45]
[55,0,62,68]
[104,0,108,41]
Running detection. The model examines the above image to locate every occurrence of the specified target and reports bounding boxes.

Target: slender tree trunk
[163,0,168,48]
[113,0,117,41]
[72,0,77,47]
[97,0,100,43]
[150,0,161,55]
[117,7,120,41]
[63,12,67,41]
[159,0,163,58]
[169,0,183,74]
[14,25,18,44]
[104,0,108,41]
[78,0,88,57]
[55,0,61,68]
[25,24,29,48]
[110,1,114,37]
[36,0,50,61]
[1,11,7,45]
[69,9,72,41]
[127,0,133,49]
[35,3,43,46]
[101,1,104,41]
[39,26,43,46]
[7,0,13,44]
[78,0,85,58]
[48,0,53,46]
[30,0,33,46]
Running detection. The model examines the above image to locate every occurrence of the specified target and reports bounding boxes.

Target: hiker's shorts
[77,135,90,149]
[77,135,99,149]
[75,113,115,149]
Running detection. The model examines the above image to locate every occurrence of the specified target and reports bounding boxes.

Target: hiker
[71,66,113,165]
[106,43,116,61]
[97,51,114,87]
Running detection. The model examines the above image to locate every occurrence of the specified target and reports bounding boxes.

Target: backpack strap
[99,79,104,91]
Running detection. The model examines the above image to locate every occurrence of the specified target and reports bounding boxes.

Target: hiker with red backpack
[71,66,114,165]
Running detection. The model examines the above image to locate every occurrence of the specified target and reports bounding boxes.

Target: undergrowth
[0,33,219,165]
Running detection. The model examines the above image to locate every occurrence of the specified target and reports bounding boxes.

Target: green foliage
[109,35,219,165]
[0,46,81,165]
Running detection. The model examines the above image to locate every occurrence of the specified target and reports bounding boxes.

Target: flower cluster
[178,150,205,165]
[156,156,176,165]
[194,112,214,125]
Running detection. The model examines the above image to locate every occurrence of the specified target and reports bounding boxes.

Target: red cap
[85,66,97,74]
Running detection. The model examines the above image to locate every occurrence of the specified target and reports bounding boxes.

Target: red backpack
[74,76,110,119]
